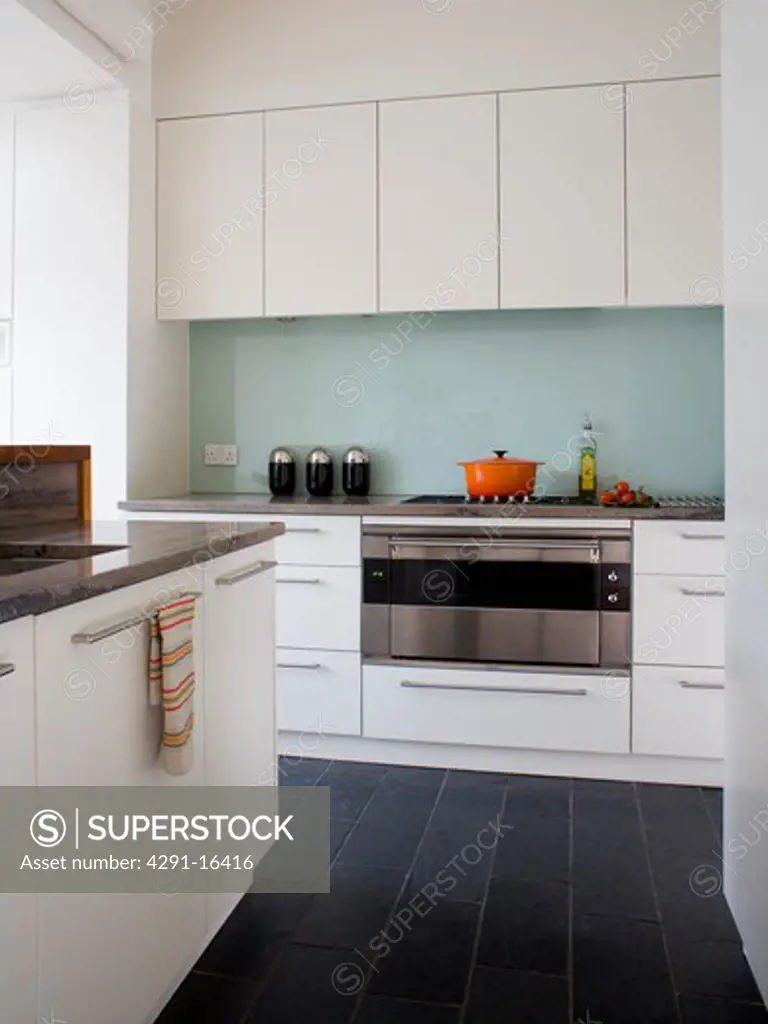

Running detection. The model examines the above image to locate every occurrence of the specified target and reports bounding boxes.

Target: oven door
[389,536,602,667]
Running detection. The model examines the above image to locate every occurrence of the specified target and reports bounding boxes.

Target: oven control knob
[607,570,619,582]
[607,592,620,603]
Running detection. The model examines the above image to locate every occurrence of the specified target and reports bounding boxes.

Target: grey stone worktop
[119,493,725,522]
[0,519,284,625]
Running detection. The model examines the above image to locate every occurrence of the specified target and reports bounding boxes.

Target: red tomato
[615,480,630,496]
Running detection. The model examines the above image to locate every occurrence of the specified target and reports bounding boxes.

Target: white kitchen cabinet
[633,665,724,760]
[379,94,498,313]
[277,649,361,737]
[204,542,277,785]
[0,108,12,321]
[633,574,725,668]
[633,520,725,577]
[265,104,376,316]
[0,617,36,1024]
[363,663,630,754]
[157,113,264,320]
[276,565,361,651]
[499,86,625,309]
[626,78,722,307]
[36,567,206,786]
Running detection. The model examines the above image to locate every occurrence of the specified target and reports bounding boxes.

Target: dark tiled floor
[155,760,767,1024]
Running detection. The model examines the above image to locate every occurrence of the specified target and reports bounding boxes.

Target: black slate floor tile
[492,814,570,883]
[338,820,425,871]
[195,893,312,982]
[478,878,568,976]
[292,863,404,951]
[155,971,259,1023]
[245,945,357,1023]
[331,818,357,860]
[573,913,678,1023]
[383,765,446,789]
[359,776,440,834]
[465,965,569,1023]
[367,899,479,1003]
[701,788,725,843]
[647,843,726,905]
[278,755,332,786]
[660,895,741,944]
[504,774,572,821]
[430,774,506,831]
[574,777,637,804]
[405,823,497,903]
[668,936,764,1004]
[322,770,384,821]
[355,995,460,1023]
[681,995,768,1023]
[639,783,716,849]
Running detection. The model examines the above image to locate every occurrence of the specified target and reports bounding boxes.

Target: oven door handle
[389,539,601,561]
[399,680,589,697]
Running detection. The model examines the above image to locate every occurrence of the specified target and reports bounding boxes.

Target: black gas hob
[401,494,599,506]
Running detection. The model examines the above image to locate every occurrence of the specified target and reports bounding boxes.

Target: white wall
[12,95,130,518]
[722,0,768,1003]
[153,0,721,118]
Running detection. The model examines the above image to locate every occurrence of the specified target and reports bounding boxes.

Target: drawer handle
[285,527,323,534]
[399,681,588,697]
[277,662,322,670]
[0,663,15,679]
[277,577,322,584]
[680,587,725,597]
[679,680,725,691]
[215,560,277,586]
[71,591,201,644]
[681,533,723,540]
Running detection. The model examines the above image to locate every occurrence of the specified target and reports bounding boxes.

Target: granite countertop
[119,493,725,522]
[0,519,284,624]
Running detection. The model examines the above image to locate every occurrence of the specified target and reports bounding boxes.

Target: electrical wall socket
[204,444,238,467]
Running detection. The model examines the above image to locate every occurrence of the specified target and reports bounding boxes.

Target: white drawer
[632,665,724,760]
[634,521,725,576]
[276,649,361,736]
[276,566,360,651]
[633,575,725,667]
[362,664,629,755]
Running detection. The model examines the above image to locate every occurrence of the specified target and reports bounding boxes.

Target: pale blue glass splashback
[189,307,724,497]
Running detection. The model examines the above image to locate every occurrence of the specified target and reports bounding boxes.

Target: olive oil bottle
[578,414,597,502]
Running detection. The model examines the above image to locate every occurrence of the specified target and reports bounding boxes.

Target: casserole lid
[457,450,544,466]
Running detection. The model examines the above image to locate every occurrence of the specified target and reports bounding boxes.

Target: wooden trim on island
[0,445,92,522]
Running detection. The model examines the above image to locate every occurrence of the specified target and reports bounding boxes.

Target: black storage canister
[342,447,370,497]
[306,447,334,497]
[268,447,296,496]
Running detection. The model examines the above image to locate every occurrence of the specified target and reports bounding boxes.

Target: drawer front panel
[276,566,361,651]
[362,664,629,754]
[633,665,724,760]
[0,617,35,785]
[633,575,725,667]
[277,649,361,736]
[634,521,725,576]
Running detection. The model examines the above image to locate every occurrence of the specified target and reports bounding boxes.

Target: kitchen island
[0,517,284,1024]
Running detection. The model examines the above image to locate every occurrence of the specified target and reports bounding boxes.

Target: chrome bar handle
[679,680,725,691]
[215,560,277,586]
[681,533,724,540]
[680,587,725,597]
[399,681,588,697]
[71,592,202,644]
[0,663,15,679]
[277,577,322,584]
[276,662,322,670]
[285,527,322,534]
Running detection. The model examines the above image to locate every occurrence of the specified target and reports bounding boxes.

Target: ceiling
[0,0,104,102]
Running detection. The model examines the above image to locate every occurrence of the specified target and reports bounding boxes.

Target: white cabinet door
[0,617,37,1024]
[633,575,725,668]
[157,113,264,320]
[265,104,376,316]
[36,569,206,786]
[627,78,722,307]
[633,665,724,760]
[276,566,361,651]
[379,94,498,313]
[204,542,277,786]
[500,86,625,309]
[277,649,361,736]
[0,108,13,321]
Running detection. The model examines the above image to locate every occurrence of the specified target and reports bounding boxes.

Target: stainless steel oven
[362,524,630,668]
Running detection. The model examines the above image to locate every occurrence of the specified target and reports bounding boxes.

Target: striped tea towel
[148,595,197,776]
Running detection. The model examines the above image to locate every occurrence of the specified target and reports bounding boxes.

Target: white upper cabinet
[0,108,12,321]
[500,86,625,309]
[626,77,722,307]
[265,104,376,316]
[157,113,264,320]
[378,94,498,313]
